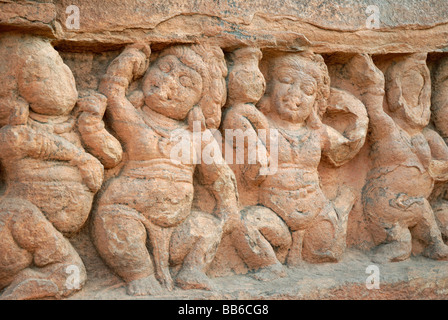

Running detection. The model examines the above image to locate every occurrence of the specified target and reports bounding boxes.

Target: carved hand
[77,91,108,118]
[71,151,104,193]
[243,144,270,184]
[345,54,385,96]
[322,88,369,166]
[102,43,151,85]
[429,159,448,181]
[76,91,123,169]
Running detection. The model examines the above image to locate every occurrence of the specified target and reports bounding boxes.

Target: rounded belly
[367,166,434,198]
[363,166,434,228]
[100,176,194,228]
[5,180,93,235]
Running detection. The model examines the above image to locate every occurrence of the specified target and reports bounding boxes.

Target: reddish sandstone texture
[1,0,448,300]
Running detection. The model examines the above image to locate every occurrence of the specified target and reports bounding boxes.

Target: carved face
[269,59,317,124]
[143,54,203,120]
[18,47,78,116]
[386,57,431,128]
[432,58,448,139]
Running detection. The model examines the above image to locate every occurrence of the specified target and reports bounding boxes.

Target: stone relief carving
[221,49,368,281]
[1,32,448,300]
[0,34,122,299]
[92,43,241,296]
[358,53,448,263]
[430,56,448,241]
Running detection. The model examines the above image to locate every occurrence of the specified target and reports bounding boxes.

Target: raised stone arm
[98,44,151,139]
[320,87,369,166]
[350,54,394,140]
[76,90,123,169]
[196,129,241,233]
[221,103,270,184]
[330,54,395,142]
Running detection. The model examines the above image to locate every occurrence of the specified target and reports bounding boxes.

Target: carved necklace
[141,106,186,138]
[141,106,189,158]
[277,127,312,148]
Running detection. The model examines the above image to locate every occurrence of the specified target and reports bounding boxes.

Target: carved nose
[160,77,177,100]
[288,87,303,104]
[259,76,266,93]
[256,73,265,86]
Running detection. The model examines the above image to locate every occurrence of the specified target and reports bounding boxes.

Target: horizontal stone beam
[2,0,448,53]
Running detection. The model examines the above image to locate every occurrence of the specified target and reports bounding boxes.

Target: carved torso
[261,121,322,191]
[369,125,434,197]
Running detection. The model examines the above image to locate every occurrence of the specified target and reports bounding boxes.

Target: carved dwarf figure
[222,49,368,280]
[0,34,122,299]
[358,53,448,263]
[93,43,240,296]
[429,56,448,240]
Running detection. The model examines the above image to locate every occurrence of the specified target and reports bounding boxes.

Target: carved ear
[256,95,271,115]
[127,89,145,109]
[199,93,221,130]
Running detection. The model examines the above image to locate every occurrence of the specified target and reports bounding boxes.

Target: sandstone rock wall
[1,0,448,300]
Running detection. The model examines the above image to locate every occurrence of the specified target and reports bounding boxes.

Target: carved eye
[279,76,293,84]
[302,84,315,96]
[159,61,171,73]
[179,75,193,87]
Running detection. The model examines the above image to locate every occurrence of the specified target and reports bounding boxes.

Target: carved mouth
[166,91,173,101]
[146,90,178,105]
[283,102,301,111]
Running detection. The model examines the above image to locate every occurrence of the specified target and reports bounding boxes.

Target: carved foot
[422,242,448,261]
[126,275,163,296]
[175,268,215,291]
[250,262,287,282]
[372,240,412,263]
[156,268,174,292]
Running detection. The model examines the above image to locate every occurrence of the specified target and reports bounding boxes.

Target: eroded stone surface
[0,33,122,299]
[1,0,448,300]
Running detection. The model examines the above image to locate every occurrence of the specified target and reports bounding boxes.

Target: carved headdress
[152,43,228,129]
